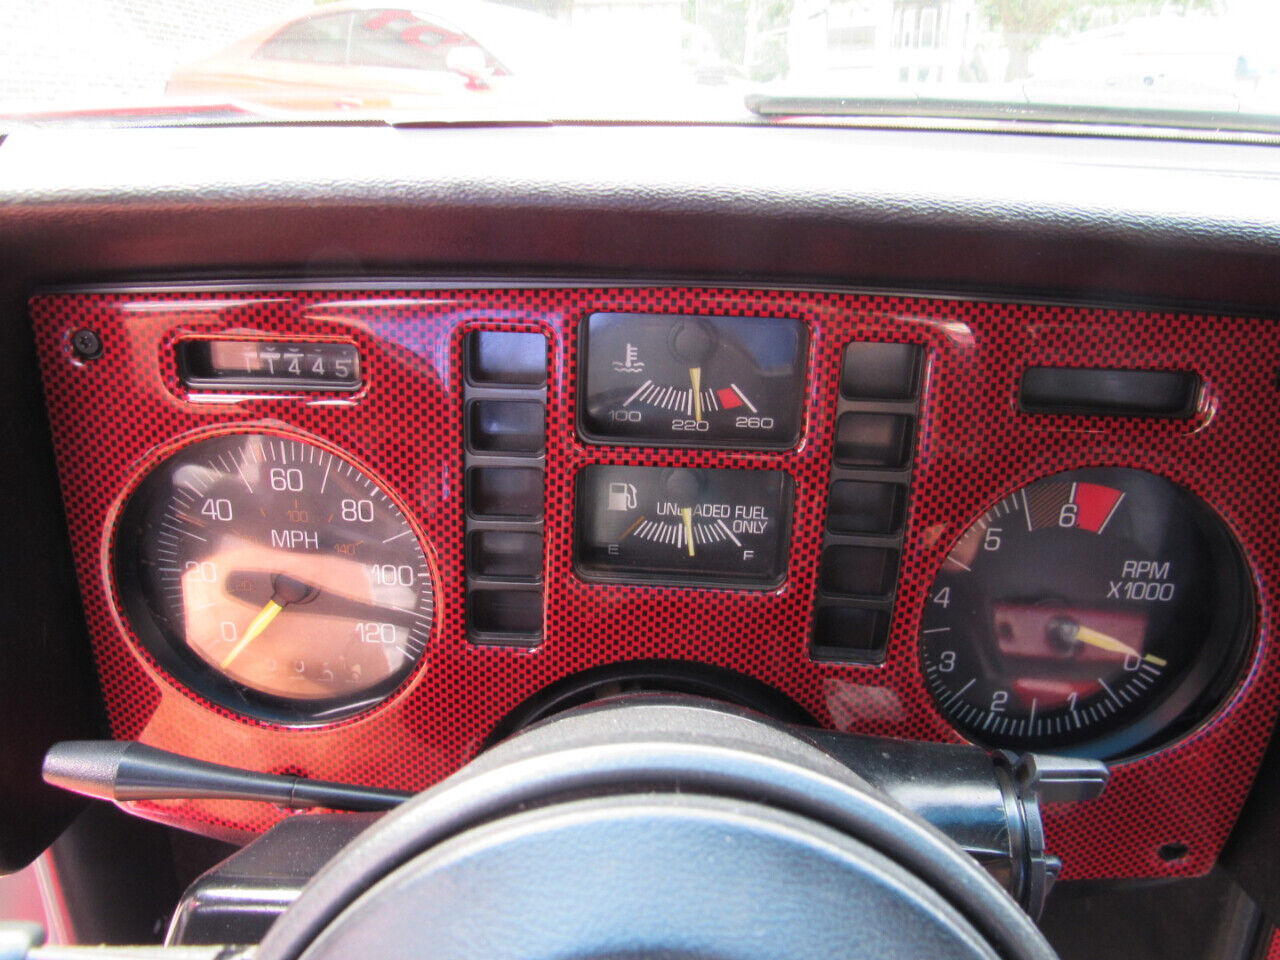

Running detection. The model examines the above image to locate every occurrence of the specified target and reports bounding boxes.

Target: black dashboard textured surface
[0,125,1279,309]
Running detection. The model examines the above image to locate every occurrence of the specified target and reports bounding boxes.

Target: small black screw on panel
[71,329,103,361]
[1158,842,1189,862]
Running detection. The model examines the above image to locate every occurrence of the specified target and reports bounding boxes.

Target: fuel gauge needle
[220,574,316,669]
[680,506,696,557]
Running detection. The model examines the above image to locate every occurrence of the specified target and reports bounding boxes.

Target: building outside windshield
[1,0,1278,124]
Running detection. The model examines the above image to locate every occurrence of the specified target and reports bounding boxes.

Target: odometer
[920,468,1250,759]
[115,432,435,724]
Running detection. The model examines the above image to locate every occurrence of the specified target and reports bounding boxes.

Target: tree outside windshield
[0,0,1276,120]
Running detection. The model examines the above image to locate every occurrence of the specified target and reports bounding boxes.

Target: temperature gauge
[578,314,807,449]
[575,466,793,588]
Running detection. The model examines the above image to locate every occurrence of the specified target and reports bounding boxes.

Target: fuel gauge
[575,466,793,589]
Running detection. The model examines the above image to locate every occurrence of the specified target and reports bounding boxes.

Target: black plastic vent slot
[1020,367,1199,418]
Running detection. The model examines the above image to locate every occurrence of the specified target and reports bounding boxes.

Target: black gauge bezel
[573,466,795,590]
[919,467,1254,761]
[575,313,810,451]
[111,429,435,727]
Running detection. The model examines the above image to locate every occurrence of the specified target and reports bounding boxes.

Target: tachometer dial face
[115,432,435,724]
[575,465,793,588]
[578,313,808,449]
[920,468,1250,759]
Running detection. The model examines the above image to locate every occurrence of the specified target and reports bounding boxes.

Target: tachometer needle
[680,506,696,557]
[689,367,703,422]
[1074,624,1168,667]
[220,573,317,670]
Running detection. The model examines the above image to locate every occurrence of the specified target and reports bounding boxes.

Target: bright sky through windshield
[1,0,1278,122]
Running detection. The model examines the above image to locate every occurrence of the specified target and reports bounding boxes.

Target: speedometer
[920,468,1251,759]
[114,431,435,724]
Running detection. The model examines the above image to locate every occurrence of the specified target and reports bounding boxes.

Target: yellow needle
[681,506,696,557]
[690,367,703,422]
[1075,624,1168,667]
[220,599,283,669]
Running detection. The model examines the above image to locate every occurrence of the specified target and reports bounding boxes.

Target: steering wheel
[255,697,1058,960]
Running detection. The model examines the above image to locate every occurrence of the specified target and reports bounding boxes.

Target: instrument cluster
[29,285,1280,883]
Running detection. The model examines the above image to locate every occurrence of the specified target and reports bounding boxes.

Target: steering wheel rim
[257,698,1057,960]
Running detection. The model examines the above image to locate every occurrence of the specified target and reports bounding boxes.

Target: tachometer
[920,468,1250,759]
[114,432,435,724]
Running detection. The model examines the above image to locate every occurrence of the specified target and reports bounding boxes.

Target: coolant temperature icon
[612,343,644,373]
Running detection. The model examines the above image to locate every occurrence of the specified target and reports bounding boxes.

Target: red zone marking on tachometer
[1024,482,1123,534]
[1074,483,1125,534]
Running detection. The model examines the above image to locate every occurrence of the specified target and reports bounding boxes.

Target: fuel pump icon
[607,482,637,512]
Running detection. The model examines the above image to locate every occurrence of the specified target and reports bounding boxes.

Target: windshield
[2,0,1278,130]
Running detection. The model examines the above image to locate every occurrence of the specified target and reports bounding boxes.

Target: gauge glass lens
[920,468,1250,758]
[575,466,793,588]
[579,313,807,448]
[116,433,434,724]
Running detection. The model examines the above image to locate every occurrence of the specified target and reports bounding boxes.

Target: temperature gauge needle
[689,367,703,422]
[220,574,316,669]
[681,506,696,557]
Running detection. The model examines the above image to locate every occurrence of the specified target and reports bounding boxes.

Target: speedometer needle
[220,574,316,669]
[220,599,282,668]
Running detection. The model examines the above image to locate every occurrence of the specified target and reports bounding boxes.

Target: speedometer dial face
[115,432,434,724]
[920,468,1250,759]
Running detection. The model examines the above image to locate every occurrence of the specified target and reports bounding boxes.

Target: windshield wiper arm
[744,92,1280,137]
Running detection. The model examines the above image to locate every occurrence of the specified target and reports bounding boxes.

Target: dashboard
[0,124,1277,958]
[29,280,1280,883]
